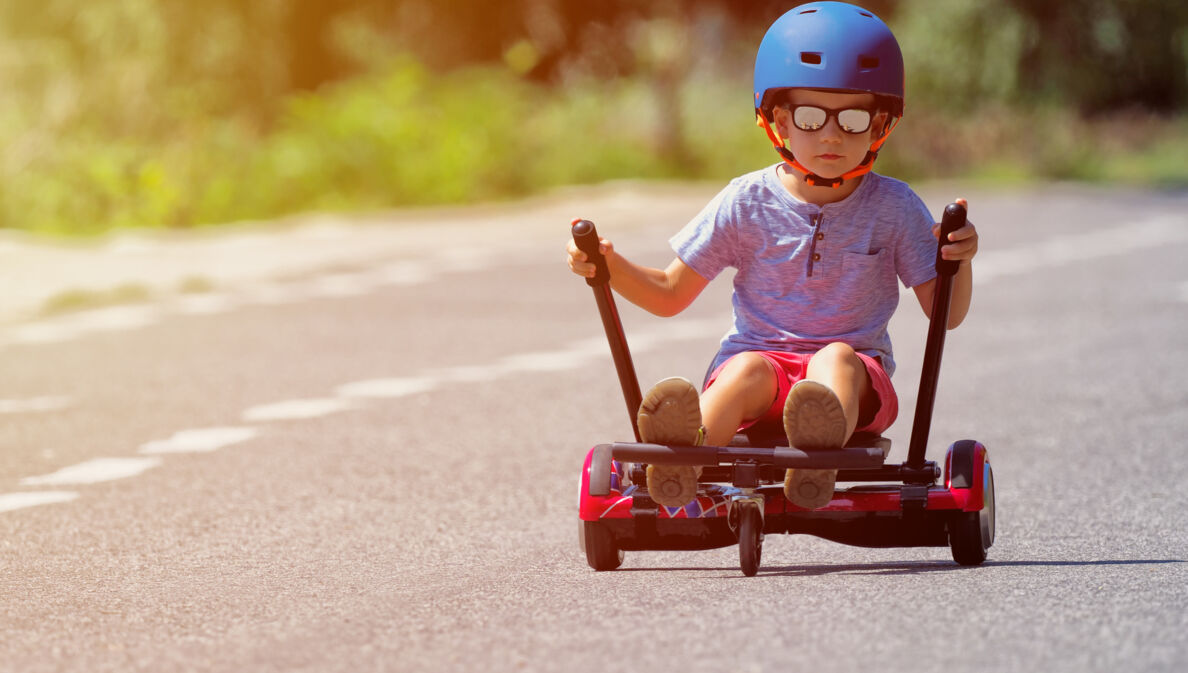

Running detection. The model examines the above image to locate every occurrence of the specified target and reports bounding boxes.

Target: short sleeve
[669,183,741,281]
[895,191,940,290]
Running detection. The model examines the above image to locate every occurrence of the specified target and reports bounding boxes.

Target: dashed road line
[0,491,80,513]
[139,427,259,455]
[0,396,72,414]
[242,398,357,422]
[20,457,162,487]
[335,377,439,399]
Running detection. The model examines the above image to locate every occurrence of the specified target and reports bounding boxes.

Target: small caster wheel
[581,521,624,571]
[947,440,996,566]
[738,502,763,577]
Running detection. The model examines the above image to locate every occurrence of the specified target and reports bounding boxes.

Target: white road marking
[0,396,71,414]
[423,365,504,383]
[104,235,160,255]
[7,306,161,344]
[21,457,162,486]
[139,427,259,454]
[7,321,83,345]
[335,377,438,398]
[173,293,241,315]
[237,283,308,306]
[431,247,490,273]
[901,213,1188,294]
[67,305,161,332]
[373,261,433,286]
[0,491,80,512]
[497,350,593,373]
[305,273,377,298]
[242,398,356,422]
[331,318,724,401]
[974,215,1188,284]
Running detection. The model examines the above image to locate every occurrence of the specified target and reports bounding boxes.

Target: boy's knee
[718,352,775,387]
[810,342,861,369]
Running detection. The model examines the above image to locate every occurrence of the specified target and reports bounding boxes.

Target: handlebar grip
[936,202,966,277]
[572,219,610,287]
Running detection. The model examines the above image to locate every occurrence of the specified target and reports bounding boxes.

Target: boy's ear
[771,105,791,137]
[874,110,893,138]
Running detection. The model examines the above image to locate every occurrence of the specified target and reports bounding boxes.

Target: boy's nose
[820,120,845,140]
[818,116,846,139]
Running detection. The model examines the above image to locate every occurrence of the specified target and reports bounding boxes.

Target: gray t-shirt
[671,165,938,378]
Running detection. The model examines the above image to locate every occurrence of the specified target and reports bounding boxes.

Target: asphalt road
[1,183,1186,672]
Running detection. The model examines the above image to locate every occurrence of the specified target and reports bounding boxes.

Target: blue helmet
[754,2,904,120]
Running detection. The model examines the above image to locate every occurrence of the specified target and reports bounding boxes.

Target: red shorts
[705,350,898,437]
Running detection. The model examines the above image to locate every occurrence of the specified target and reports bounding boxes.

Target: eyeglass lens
[792,106,871,134]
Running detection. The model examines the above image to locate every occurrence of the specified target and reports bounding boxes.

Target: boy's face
[773,89,888,180]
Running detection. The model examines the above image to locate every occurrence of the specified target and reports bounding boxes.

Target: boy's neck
[777,164,864,206]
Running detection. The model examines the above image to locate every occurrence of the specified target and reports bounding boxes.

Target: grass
[2,59,1185,239]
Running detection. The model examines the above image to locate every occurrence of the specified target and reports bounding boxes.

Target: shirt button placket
[807,212,825,277]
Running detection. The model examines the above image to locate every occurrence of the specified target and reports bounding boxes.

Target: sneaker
[782,379,847,509]
[637,377,705,508]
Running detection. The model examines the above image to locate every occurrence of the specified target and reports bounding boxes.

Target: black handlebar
[936,202,967,277]
[572,219,610,287]
[571,218,643,441]
[906,201,967,469]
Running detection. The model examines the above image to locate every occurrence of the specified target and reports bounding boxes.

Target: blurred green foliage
[1,0,1186,235]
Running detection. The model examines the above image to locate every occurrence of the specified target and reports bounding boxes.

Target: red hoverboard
[573,203,994,576]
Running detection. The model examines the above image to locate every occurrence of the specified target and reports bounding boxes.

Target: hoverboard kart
[572,203,994,576]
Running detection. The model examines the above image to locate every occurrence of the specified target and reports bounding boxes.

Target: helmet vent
[859,56,880,70]
[799,9,818,14]
[801,52,823,65]
[859,11,874,18]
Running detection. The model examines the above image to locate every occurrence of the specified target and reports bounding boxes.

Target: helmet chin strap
[756,112,899,189]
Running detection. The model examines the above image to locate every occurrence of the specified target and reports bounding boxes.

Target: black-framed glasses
[788,105,873,134]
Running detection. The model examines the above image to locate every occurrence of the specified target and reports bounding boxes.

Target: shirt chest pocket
[833,248,897,316]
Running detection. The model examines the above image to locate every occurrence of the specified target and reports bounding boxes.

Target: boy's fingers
[942,237,977,259]
[947,222,977,241]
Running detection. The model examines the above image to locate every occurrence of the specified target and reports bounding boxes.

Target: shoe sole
[637,377,703,508]
[783,468,837,510]
[783,380,847,509]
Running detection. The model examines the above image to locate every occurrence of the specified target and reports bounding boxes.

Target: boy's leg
[784,343,878,509]
[699,352,780,447]
[639,354,779,508]
[803,342,878,441]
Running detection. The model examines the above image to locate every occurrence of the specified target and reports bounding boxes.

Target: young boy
[566,1,978,510]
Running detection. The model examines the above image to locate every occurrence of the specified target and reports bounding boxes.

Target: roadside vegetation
[1,0,1185,236]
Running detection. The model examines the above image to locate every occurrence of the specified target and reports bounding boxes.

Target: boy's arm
[912,261,972,329]
[568,235,709,317]
[606,251,710,318]
[912,201,978,328]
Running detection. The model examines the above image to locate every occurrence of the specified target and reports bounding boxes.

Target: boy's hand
[932,198,978,265]
[567,217,614,279]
